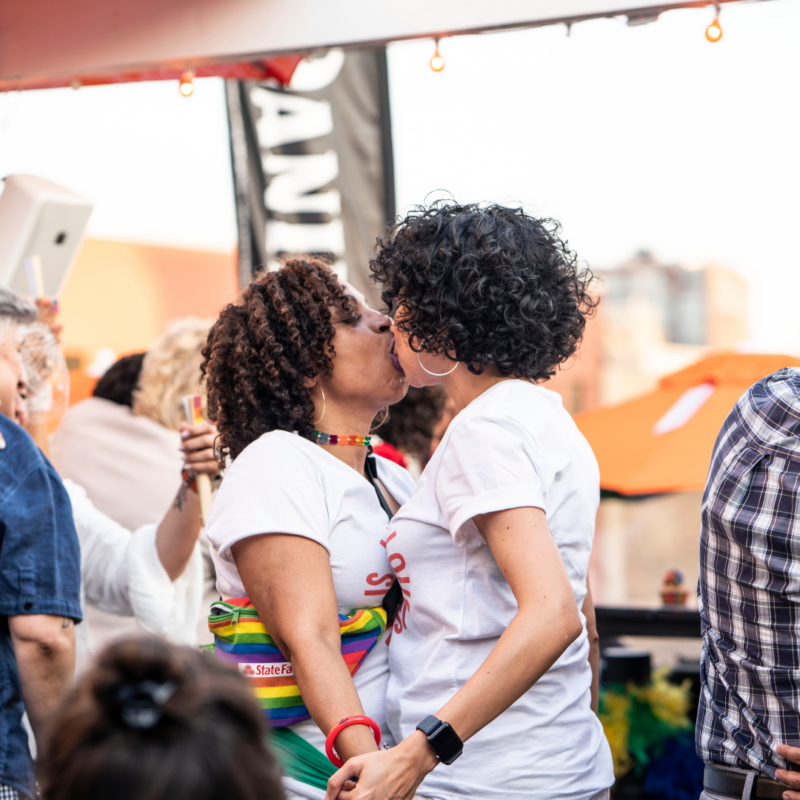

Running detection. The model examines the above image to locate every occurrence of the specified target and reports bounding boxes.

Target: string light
[179,71,195,96]
[705,6,722,42]
[429,39,445,72]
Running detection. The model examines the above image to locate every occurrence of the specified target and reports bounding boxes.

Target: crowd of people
[2,200,800,800]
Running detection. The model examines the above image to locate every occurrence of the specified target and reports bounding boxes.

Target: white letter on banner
[250,87,333,149]
[265,219,346,257]
[263,152,341,216]
[289,50,345,92]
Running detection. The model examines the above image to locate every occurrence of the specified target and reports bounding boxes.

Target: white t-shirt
[206,431,416,766]
[385,381,614,800]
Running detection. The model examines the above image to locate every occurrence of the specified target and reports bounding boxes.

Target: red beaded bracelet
[181,468,198,494]
[325,715,382,767]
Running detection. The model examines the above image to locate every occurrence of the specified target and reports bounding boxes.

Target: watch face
[429,723,463,764]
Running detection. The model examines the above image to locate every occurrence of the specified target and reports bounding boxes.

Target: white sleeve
[126,529,204,645]
[67,479,204,645]
[206,433,330,560]
[68,480,134,616]
[434,414,547,548]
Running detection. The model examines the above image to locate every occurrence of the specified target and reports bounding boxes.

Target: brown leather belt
[704,766,786,800]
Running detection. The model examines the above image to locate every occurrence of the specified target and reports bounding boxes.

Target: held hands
[179,421,220,479]
[775,745,800,799]
[324,730,438,800]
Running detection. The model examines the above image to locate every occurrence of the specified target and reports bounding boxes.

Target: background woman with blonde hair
[132,317,212,430]
[51,317,218,651]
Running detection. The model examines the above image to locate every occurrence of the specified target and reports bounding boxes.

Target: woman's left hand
[325,731,437,800]
[180,421,220,479]
[775,744,800,798]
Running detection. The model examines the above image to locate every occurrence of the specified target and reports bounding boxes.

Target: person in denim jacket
[0,289,81,800]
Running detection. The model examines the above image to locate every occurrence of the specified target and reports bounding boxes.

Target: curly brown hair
[202,258,359,462]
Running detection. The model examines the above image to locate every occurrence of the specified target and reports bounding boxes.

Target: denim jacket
[0,416,81,797]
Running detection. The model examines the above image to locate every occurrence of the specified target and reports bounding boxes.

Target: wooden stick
[183,394,213,526]
[24,255,45,299]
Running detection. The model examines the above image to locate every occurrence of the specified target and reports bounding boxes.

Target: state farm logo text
[238,663,294,677]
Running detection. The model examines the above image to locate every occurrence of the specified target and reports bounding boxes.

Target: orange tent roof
[573,353,800,496]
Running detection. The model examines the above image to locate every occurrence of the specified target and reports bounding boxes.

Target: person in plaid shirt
[698,367,800,800]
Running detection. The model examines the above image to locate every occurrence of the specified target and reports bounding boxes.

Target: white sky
[1,0,798,351]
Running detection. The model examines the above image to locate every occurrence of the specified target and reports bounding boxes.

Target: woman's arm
[79,422,218,613]
[9,614,75,747]
[325,506,583,800]
[232,533,380,762]
[583,577,600,715]
[155,421,219,580]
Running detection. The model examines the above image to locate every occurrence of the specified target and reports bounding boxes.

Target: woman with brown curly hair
[326,203,614,800]
[202,258,412,800]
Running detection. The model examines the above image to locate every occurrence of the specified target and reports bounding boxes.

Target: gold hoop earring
[418,350,458,377]
[371,407,389,432]
[314,387,326,425]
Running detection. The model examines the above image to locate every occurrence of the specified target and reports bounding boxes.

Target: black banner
[226,48,395,309]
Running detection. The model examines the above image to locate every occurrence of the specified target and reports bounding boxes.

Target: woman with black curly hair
[201,258,413,800]
[326,203,614,800]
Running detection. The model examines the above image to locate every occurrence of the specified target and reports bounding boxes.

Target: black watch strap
[417,715,441,737]
[415,715,463,765]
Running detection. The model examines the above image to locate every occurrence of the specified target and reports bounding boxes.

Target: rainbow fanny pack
[206,589,399,727]
[207,454,401,731]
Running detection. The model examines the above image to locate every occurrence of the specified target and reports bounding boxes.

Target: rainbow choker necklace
[313,431,372,447]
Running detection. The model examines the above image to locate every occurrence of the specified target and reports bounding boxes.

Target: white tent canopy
[0,0,773,90]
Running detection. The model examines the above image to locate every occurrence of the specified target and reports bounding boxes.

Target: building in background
[545,250,748,417]
[599,250,748,405]
[60,241,239,405]
[545,311,602,415]
[582,251,748,622]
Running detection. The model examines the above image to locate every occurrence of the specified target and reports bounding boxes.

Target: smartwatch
[415,715,463,765]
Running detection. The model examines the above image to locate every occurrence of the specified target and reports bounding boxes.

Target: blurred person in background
[51,318,212,531]
[40,637,284,800]
[373,386,447,479]
[12,302,219,660]
[92,352,146,407]
[50,318,219,648]
[0,288,81,800]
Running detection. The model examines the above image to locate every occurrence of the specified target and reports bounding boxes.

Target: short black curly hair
[201,258,359,463]
[370,202,597,381]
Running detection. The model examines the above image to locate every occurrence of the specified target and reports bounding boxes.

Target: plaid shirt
[697,367,800,777]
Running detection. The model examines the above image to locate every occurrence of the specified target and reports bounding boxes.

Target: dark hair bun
[40,637,284,800]
[93,638,186,733]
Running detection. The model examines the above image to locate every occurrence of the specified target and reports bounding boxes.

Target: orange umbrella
[573,353,800,496]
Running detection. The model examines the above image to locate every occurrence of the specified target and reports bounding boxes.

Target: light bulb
[705,9,722,42]
[430,40,445,72]
[179,71,194,96]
